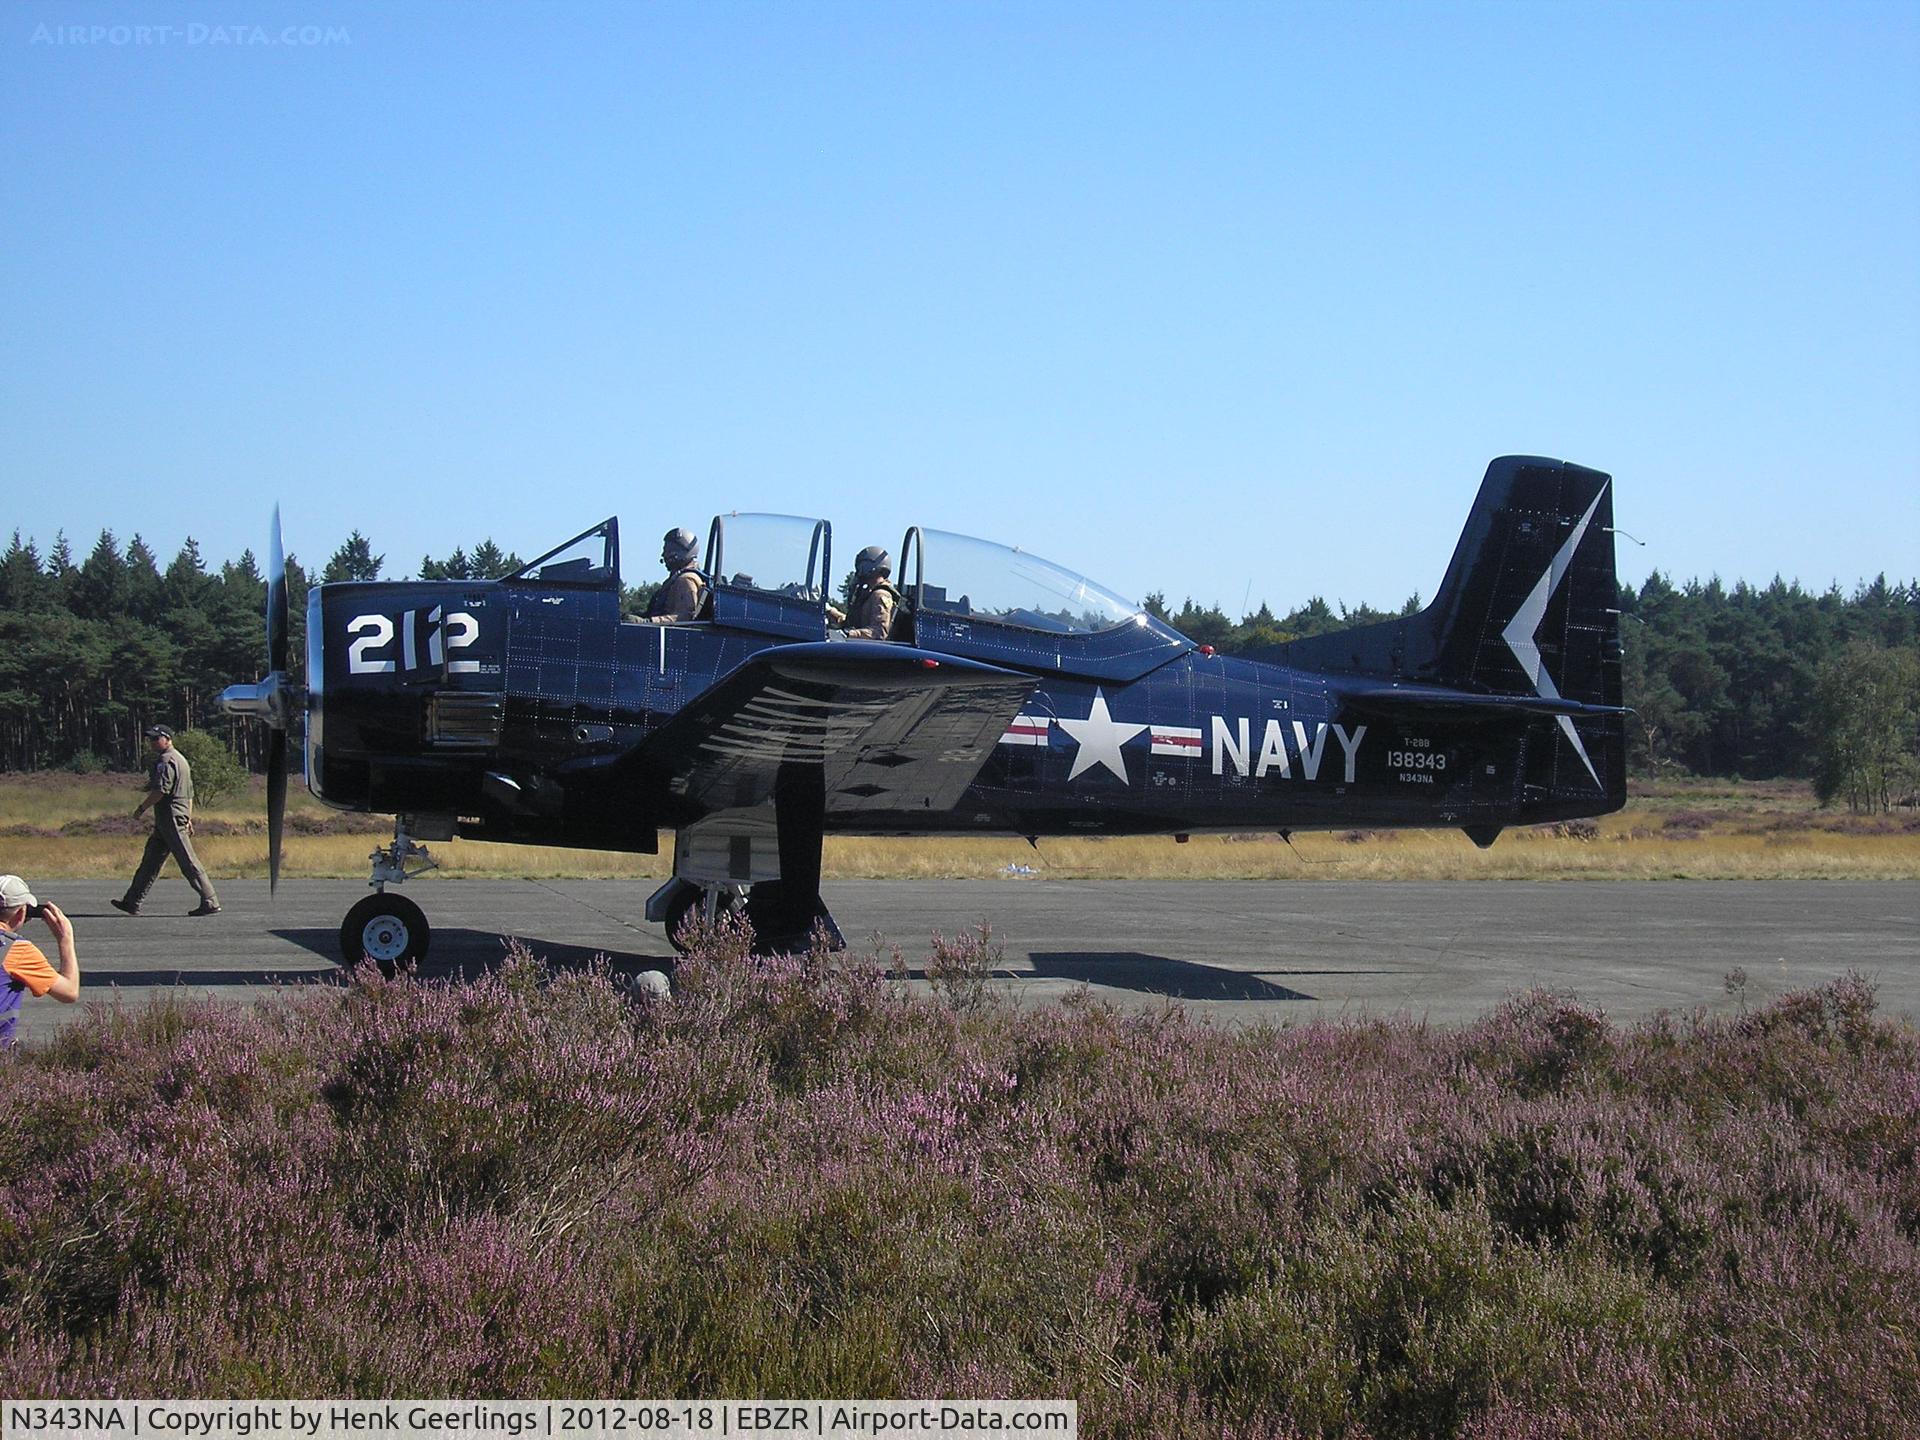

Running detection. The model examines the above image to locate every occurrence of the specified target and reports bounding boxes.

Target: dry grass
[832,826,1920,882]
[5,771,1917,882]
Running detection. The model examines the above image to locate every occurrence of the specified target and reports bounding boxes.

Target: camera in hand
[25,902,45,920]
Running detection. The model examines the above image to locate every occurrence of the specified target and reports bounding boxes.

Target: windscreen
[507,520,616,585]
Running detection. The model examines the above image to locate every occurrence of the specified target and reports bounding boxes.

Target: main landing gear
[648,786,845,957]
[645,877,843,957]
[340,816,439,972]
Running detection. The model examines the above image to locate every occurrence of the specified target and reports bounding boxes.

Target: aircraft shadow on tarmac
[1022,952,1316,1002]
[272,927,666,981]
[114,934,1354,1005]
[265,934,1323,1000]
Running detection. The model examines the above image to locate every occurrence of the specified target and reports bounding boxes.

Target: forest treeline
[3,527,1916,807]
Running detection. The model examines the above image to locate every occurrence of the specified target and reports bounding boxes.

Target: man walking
[2,873,79,1047]
[113,725,221,916]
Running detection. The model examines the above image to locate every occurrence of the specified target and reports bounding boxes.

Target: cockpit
[898,526,1190,680]
[508,512,1192,680]
[506,518,619,587]
[703,513,834,640]
[901,529,1146,634]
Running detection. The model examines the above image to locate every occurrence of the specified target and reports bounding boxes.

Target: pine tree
[69,529,128,621]
[322,532,383,583]
[164,539,212,610]
[124,535,164,622]
[0,532,45,612]
[470,539,521,578]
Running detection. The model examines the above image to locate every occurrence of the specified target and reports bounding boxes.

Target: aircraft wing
[640,640,1036,820]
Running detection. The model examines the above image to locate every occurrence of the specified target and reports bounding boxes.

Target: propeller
[268,505,288,674]
[219,505,298,894]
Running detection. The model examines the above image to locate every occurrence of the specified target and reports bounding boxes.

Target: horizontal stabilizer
[1335,680,1630,722]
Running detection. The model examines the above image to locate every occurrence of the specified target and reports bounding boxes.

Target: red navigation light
[918,658,940,669]
[1199,645,1216,657]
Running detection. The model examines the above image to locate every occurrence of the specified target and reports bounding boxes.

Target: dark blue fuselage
[303,570,1615,853]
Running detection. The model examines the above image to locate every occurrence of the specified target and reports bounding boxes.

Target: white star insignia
[1056,688,1147,783]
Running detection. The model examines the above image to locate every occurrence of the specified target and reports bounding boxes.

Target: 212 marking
[346,607,480,674]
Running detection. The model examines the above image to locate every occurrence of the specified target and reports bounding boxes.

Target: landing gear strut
[339,816,439,972]
[646,877,844,956]
[649,783,845,957]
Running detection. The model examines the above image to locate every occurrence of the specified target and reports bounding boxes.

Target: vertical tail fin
[1422,456,1620,711]
[1266,456,1625,812]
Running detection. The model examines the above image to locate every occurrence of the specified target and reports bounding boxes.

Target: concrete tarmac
[9,878,1916,1043]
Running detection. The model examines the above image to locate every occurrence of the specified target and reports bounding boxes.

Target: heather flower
[0,947,1913,1438]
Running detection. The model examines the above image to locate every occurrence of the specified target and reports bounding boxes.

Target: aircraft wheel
[745,882,828,955]
[662,885,703,954]
[341,892,431,974]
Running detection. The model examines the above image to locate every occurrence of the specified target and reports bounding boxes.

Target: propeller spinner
[218,506,299,891]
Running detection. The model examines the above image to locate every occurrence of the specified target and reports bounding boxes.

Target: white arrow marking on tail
[1500,485,1607,788]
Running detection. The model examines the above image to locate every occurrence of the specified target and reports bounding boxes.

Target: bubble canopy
[705,513,829,600]
[909,529,1147,635]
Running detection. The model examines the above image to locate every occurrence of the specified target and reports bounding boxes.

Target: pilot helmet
[854,546,891,580]
[661,528,699,567]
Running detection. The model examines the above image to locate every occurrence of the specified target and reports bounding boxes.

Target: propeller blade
[267,727,287,894]
[267,504,289,677]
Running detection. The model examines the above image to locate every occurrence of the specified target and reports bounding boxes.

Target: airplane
[221,456,1628,969]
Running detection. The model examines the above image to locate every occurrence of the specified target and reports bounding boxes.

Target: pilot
[640,529,707,624]
[828,546,901,641]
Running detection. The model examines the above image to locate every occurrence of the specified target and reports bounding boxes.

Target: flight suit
[839,579,900,641]
[643,566,707,623]
[124,747,220,912]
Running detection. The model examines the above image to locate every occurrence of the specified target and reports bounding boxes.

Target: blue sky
[4,0,1916,615]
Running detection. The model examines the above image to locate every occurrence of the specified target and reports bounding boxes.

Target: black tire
[340,892,431,974]
[745,881,831,955]
[662,884,704,954]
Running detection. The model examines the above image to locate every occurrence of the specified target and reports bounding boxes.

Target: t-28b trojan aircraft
[222,456,1628,968]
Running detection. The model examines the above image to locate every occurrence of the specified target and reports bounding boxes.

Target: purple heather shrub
[924,923,1004,1009]
[2,934,1917,1438]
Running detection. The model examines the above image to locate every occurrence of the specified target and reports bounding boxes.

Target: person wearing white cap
[1,874,79,1047]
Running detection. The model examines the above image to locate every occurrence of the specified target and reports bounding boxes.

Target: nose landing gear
[340,816,440,972]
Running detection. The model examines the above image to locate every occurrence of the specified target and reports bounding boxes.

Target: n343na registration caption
[2,1403,1076,1440]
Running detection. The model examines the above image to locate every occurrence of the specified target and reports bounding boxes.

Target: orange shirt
[4,935,58,996]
